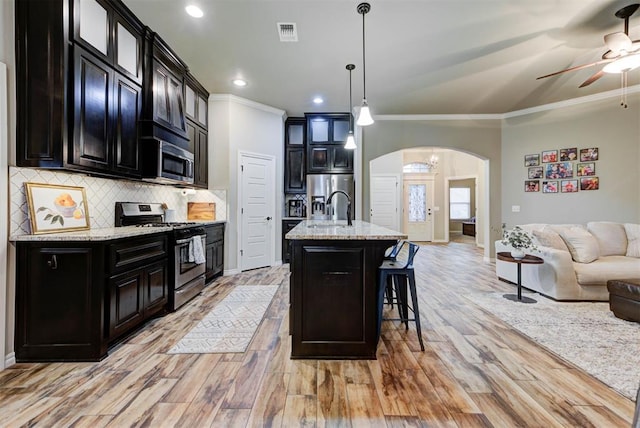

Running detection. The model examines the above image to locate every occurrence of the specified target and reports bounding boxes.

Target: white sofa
[495,222,640,301]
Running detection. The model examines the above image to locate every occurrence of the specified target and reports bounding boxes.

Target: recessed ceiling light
[233,79,247,87]
[185,5,204,18]
[313,97,324,104]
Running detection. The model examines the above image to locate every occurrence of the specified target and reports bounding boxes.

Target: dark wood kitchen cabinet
[305,113,353,174]
[185,73,209,188]
[284,117,306,194]
[16,0,144,179]
[72,47,142,177]
[282,219,302,263]
[107,234,168,341]
[16,242,107,361]
[15,233,168,362]
[204,223,225,282]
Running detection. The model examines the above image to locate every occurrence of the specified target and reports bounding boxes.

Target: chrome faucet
[326,190,352,226]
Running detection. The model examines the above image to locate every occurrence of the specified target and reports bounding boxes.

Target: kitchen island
[286,220,406,359]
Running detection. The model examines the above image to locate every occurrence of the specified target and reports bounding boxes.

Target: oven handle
[175,234,206,245]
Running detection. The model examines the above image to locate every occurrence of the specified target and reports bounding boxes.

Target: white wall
[501,93,640,227]
[210,95,285,272]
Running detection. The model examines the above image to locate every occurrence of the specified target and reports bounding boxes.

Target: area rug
[469,291,640,400]
[168,285,278,354]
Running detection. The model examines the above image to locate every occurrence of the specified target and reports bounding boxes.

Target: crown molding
[209,94,286,117]
[373,84,640,121]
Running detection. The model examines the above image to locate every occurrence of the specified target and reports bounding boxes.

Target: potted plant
[501,226,537,259]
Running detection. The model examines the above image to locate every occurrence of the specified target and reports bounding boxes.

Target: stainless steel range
[115,202,206,311]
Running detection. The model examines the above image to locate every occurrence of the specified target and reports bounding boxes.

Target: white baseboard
[224,268,240,276]
[4,352,15,368]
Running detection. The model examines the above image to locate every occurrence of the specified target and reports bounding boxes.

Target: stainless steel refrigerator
[307,174,355,221]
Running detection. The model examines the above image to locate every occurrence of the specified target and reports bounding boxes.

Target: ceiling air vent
[277,22,298,42]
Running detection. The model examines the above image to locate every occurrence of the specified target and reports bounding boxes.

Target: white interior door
[370,174,400,231]
[240,153,275,271]
[403,176,434,242]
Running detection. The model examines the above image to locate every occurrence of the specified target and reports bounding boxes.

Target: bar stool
[376,241,425,351]
[383,240,404,307]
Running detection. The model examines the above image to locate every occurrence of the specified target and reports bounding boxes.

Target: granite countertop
[10,220,226,242]
[285,220,407,241]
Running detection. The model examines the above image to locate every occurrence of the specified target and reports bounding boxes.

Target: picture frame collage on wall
[524,147,599,193]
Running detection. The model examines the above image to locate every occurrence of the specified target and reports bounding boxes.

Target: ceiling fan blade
[536,58,614,80]
[579,70,605,87]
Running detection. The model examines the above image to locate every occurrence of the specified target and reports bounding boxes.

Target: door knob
[266,216,272,221]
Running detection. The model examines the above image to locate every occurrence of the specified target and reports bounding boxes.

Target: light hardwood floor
[2,240,635,427]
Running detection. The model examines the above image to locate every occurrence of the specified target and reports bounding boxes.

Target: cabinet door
[205,242,215,282]
[185,84,196,121]
[331,146,354,173]
[16,245,105,361]
[144,261,168,316]
[285,147,306,193]
[113,73,142,176]
[332,118,350,144]
[153,62,186,133]
[194,127,208,188]
[114,16,142,84]
[213,239,224,276]
[308,117,329,144]
[285,119,305,146]
[282,220,301,263]
[76,0,110,57]
[109,268,145,340]
[197,95,208,127]
[72,48,112,172]
[308,147,329,173]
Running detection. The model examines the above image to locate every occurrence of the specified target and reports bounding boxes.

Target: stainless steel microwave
[141,139,195,185]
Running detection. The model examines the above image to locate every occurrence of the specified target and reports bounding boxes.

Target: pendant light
[356,2,374,126]
[345,64,357,149]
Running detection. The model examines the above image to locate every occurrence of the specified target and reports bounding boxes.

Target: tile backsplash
[9,166,227,236]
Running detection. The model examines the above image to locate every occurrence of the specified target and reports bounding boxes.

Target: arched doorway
[369,148,487,248]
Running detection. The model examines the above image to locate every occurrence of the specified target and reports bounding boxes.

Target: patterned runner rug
[168,285,278,354]
[469,291,640,400]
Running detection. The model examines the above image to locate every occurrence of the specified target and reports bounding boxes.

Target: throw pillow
[532,229,569,252]
[625,223,640,258]
[559,227,600,263]
[587,222,628,256]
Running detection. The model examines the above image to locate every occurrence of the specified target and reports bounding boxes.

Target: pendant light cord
[349,67,353,128]
[361,8,367,100]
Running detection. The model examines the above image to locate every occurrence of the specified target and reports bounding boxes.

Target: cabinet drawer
[108,234,167,272]
[205,224,224,242]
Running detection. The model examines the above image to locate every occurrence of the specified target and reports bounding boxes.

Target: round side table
[496,252,544,303]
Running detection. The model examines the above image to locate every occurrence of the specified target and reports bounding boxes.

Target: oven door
[175,235,207,286]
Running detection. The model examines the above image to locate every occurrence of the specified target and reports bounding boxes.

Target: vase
[511,248,526,260]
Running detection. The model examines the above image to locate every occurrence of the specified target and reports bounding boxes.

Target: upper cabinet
[304,113,353,174]
[139,32,189,150]
[16,0,209,184]
[16,0,144,178]
[73,0,143,84]
[184,73,209,188]
[284,117,306,194]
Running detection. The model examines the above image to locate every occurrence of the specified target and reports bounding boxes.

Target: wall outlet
[512,205,520,212]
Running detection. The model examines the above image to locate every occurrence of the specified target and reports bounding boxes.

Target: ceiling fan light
[603,54,640,73]
[356,99,374,126]
[604,32,632,52]
[345,132,357,150]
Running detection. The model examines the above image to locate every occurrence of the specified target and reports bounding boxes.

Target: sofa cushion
[532,229,569,252]
[587,222,627,256]
[625,223,640,258]
[574,256,640,285]
[559,227,599,263]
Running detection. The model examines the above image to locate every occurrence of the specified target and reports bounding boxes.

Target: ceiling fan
[537,3,640,94]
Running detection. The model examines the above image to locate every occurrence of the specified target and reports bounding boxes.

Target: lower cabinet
[16,233,168,362]
[15,244,106,361]
[204,223,225,282]
[282,219,302,263]
[108,260,167,341]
